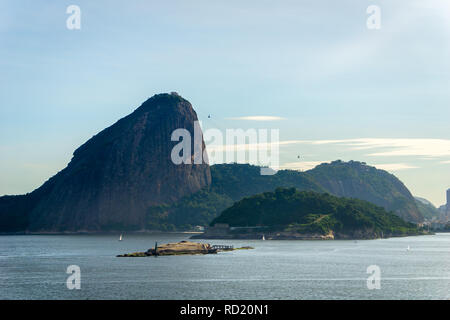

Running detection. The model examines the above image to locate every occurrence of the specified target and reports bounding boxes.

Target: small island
[192,188,429,240]
[117,240,253,257]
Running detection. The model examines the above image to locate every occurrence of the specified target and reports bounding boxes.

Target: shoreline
[0,231,438,240]
[0,231,203,236]
[191,231,432,241]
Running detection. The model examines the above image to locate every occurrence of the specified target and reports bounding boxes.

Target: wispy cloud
[226,116,285,121]
[206,138,450,159]
[280,161,417,172]
[373,163,419,172]
[206,139,308,153]
[281,161,331,171]
[204,138,450,175]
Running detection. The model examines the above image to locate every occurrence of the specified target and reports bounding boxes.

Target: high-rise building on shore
[447,189,450,214]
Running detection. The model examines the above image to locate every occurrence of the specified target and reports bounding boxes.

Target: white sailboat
[262,234,265,241]
[119,234,123,241]
[407,245,410,251]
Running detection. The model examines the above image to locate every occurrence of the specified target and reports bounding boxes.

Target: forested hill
[211,188,423,239]
[146,161,423,230]
[306,160,422,223]
[145,164,325,230]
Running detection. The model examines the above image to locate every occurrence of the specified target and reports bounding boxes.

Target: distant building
[447,189,450,215]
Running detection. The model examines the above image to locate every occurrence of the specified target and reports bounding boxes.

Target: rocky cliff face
[306,160,423,223]
[0,93,211,231]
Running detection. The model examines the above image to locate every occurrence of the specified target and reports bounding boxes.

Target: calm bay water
[1,233,450,299]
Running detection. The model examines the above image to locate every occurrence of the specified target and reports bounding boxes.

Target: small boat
[407,245,410,251]
[119,234,123,241]
[262,234,265,241]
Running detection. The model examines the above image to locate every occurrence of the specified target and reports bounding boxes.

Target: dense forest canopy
[211,187,421,237]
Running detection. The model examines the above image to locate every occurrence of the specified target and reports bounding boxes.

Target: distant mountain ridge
[145,163,326,229]
[147,161,424,230]
[0,94,424,232]
[306,160,423,223]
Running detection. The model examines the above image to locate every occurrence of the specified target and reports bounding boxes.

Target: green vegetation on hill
[144,164,325,230]
[210,163,324,200]
[146,189,234,231]
[211,188,423,238]
[145,161,423,230]
[306,160,422,222]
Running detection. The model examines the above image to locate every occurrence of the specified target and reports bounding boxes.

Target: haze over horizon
[1,0,449,206]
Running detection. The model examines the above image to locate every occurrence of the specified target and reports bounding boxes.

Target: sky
[0,0,449,206]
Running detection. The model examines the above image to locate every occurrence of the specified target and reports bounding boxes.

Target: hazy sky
[1,0,449,206]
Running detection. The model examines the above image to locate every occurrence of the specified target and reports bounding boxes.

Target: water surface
[1,233,450,299]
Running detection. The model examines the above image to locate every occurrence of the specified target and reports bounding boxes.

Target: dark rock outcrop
[0,93,211,232]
